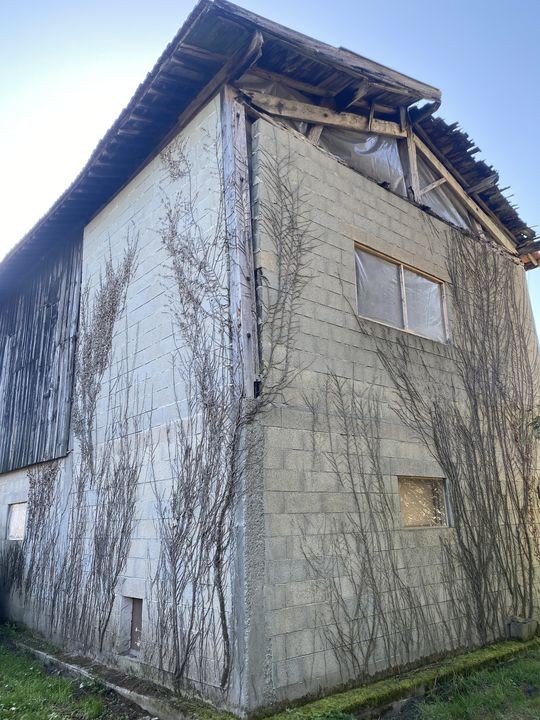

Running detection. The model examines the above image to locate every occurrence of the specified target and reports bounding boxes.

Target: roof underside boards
[1,1,536,290]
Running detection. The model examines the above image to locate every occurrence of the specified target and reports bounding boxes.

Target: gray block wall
[0,97,246,709]
[246,117,536,707]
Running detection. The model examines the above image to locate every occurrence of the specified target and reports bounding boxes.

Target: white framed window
[355,246,448,342]
[6,502,27,541]
[398,477,449,528]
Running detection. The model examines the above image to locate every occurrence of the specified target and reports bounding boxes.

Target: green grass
[0,634,133,719]
[415,646,540,719]
[269,639,540,720]
[279,645,540,720]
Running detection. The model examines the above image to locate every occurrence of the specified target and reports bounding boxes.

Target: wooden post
[221,85,258,398]
[399,107,420,202]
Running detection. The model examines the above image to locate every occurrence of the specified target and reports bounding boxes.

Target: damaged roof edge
[213,0,442,102]
[0,0,534,287]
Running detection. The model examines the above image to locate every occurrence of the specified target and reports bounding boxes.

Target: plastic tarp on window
[403,269,445,342]
[320,128,407,197]
[356,248,446,342]
[355,249,403,328]
[417,155,471,230]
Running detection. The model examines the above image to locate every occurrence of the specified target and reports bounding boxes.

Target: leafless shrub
[152,131,314,694]
[373,227,540,645]
[304,374,441,680]
[12,236,144,653]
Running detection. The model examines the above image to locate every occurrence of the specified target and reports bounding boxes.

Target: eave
[1,0,535,289]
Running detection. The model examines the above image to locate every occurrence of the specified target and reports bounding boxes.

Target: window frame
[397,476,452,530]
[6,501,27,541]
[355,243,449,343]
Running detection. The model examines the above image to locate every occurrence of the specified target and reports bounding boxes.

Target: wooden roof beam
[246,67,333,97]
[137,30,264,166]
[214,0,441,102]
[241,91,405,137]
[333,79,370,111]
[413,135,516,252]
[417,176,447,198]
[176,43,228,63]
[467,173,499,195]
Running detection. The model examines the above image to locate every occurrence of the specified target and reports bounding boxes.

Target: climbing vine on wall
[58,236,145,651]
[374,226,540,644]
[304,224,540,683]
[1,238,146,653]
[152,129,313,694]
[304,376,447,680]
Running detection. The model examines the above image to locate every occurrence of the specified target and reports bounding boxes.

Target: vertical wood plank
[400,106,421,202]
[221,85,258,398]
[0,236,82,473]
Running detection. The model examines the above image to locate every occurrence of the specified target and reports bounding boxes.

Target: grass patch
[415,645,540,719]
[0,628,140,719]
[0,624,236,720]
[269,638,540,720]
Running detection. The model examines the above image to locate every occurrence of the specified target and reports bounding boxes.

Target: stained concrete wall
[247,117,536,707]
[0,96,245,709]
[0,96,535,716]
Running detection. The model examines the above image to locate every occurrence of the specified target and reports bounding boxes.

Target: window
[129,598,143,654]
[398,478,449,528]
[6,502,27,540]
[355,247,447,342]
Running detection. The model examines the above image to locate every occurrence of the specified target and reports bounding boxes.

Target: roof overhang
[0,0,442,291]
[1,0,535,288]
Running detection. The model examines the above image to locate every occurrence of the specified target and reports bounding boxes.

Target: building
[0,1,539,715]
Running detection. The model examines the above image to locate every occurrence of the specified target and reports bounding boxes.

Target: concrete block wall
[78,96,230,692]
[248,118,497,705]
[0,97,238,705]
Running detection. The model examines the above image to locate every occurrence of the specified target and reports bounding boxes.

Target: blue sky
[1,0,539,326]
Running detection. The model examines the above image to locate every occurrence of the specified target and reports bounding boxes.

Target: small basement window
[6,502,27,541]
[129,598,143,654]
[398,477,449,528]
[355,247,447,342]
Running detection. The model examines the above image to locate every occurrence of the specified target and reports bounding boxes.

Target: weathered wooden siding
[0,238,82,474]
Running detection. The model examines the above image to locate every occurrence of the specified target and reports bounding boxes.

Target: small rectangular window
[130,598,143,654]
[398,477,449,528]
[355,247,447,342]
[6,502,27,541]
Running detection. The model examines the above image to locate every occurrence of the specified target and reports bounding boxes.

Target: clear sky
[1,0,539,326]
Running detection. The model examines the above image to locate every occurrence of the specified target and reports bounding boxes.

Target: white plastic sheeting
[356,249,403,328]
[355,248,446,342]
[403,268,446,343]
[320,127,407,197]
[417,155,472,230]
